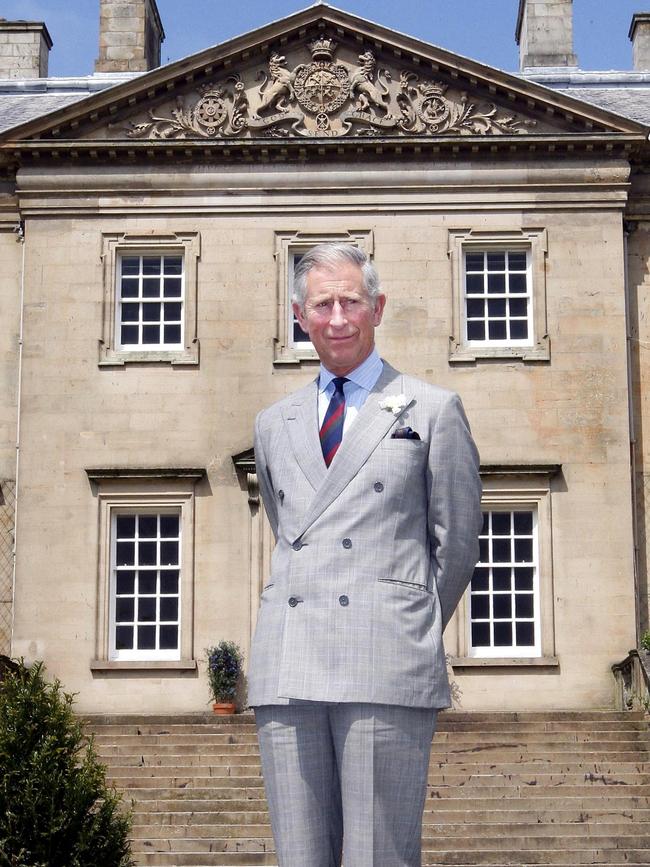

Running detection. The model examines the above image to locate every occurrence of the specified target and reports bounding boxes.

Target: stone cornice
[85,467,206,481]
[2,132,645,167]
[480,463,562,478]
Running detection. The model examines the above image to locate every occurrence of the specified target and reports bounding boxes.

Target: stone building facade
[0,0,649,714]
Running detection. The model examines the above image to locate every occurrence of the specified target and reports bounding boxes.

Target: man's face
[293,262,386,376]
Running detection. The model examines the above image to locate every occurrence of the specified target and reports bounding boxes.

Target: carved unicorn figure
[256,53,295,114]
[349,51,391,115]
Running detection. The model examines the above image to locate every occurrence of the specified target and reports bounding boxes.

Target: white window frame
[87,469,203,670]
[451,466,558,668]
[109,507,183,661]
[99,232,200,366]
[448,228,549,362]
[463,248,533,349]
[115,251,185,353]
[288,248,315,353]
[469,506,541,658]
[273,229,374,365]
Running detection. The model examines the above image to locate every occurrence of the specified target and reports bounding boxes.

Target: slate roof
[0,73,140,134]
[522,70,650,126]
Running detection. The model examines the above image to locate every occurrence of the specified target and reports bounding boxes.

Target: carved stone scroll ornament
[126,39,535,140]
[127,75,248,139]
[396,73,535,135]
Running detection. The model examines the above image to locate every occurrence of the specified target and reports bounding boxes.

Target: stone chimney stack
[516,0,578,70]
[0,20,52,80]
[95,0,165,74]
[629,14,650,71]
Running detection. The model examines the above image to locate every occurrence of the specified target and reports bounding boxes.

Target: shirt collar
[318,348,383,394]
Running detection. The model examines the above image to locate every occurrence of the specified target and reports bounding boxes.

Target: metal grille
[0,480,16,655]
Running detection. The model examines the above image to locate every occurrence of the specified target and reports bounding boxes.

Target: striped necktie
[320,377,348,467]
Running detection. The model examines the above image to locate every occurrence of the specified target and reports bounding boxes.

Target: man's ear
[373,293,387,327]
[292,301,309,335]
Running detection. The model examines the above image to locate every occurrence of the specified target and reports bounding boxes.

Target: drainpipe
[623,219,640,644]
[11,219,25,653]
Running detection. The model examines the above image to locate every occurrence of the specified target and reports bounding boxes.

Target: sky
[1,0,647,78]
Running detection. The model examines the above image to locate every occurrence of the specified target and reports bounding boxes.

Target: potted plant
[206,641,243,714]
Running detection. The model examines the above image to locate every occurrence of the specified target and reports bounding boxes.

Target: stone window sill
[450,656,559,670]
[449,339,550,364]
[90,659,197,672]
[98,346,199,367]
[273,351,320,367]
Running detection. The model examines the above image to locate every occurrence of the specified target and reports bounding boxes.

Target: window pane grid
[464,250,532,346]
[470,509,539,656]
[112,512,181,659]
[289,252,312,347]
[118,254,184,349]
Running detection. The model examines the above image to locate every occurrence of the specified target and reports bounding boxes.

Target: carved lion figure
[349,51,391,115]
[256,53,295,115]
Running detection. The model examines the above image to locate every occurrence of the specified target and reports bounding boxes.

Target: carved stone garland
[127,38,535,140]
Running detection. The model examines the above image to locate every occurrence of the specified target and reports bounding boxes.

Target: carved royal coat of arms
[127,37,534,140]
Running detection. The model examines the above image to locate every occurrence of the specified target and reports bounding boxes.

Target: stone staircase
[85,710,650,866]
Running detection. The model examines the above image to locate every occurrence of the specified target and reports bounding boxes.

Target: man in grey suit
[249,243,482,867]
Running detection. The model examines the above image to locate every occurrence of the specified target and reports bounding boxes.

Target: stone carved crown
[309,37,336,61]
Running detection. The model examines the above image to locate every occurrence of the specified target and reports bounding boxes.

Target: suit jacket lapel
[296,362,411,537]
[281,379,327,491]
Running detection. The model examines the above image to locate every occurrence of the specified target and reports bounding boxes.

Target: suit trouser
[254,701,437,867]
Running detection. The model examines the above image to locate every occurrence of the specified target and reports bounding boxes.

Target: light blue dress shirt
[318,348,384,436]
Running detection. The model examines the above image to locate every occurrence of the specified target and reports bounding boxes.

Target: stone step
[125,786,650,805]
[104,753,650,771]
[84,710,646,723]
[127,789,650,821]
[93,731,649,747]
[130,820,650,839]
[135,856,275,866]
[427,784,650,797]
[131,850,650,866]
[132,831,650,853]
[107,762,650,791]
[87,719,650,734]
[110,769,650,788]
[97,746,650,770]
[84,713,649,736]
[132,807,650,825]
[420,853,650,866]
[94,733,650,757]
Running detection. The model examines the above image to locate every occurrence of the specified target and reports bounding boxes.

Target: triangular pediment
[2,3,646,150]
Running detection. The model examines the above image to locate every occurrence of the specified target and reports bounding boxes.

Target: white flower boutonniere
[379,394,409,415]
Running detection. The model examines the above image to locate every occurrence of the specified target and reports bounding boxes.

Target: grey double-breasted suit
[248,361,482,710]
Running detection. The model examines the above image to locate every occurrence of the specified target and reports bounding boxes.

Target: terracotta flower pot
[212,701,236,715]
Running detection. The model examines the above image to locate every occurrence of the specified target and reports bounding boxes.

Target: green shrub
[641,631,650,653]
[206,641,243,703]
[0,660,133,867]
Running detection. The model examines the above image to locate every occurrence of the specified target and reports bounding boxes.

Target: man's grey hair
[292,243,382,309]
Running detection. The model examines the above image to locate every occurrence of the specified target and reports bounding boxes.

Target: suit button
[339,595,349,606]
[278,489,285,501]
[288,597,299,607]
[374,482,384,492]
[292,540,303,551]
[342,538,352,549]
